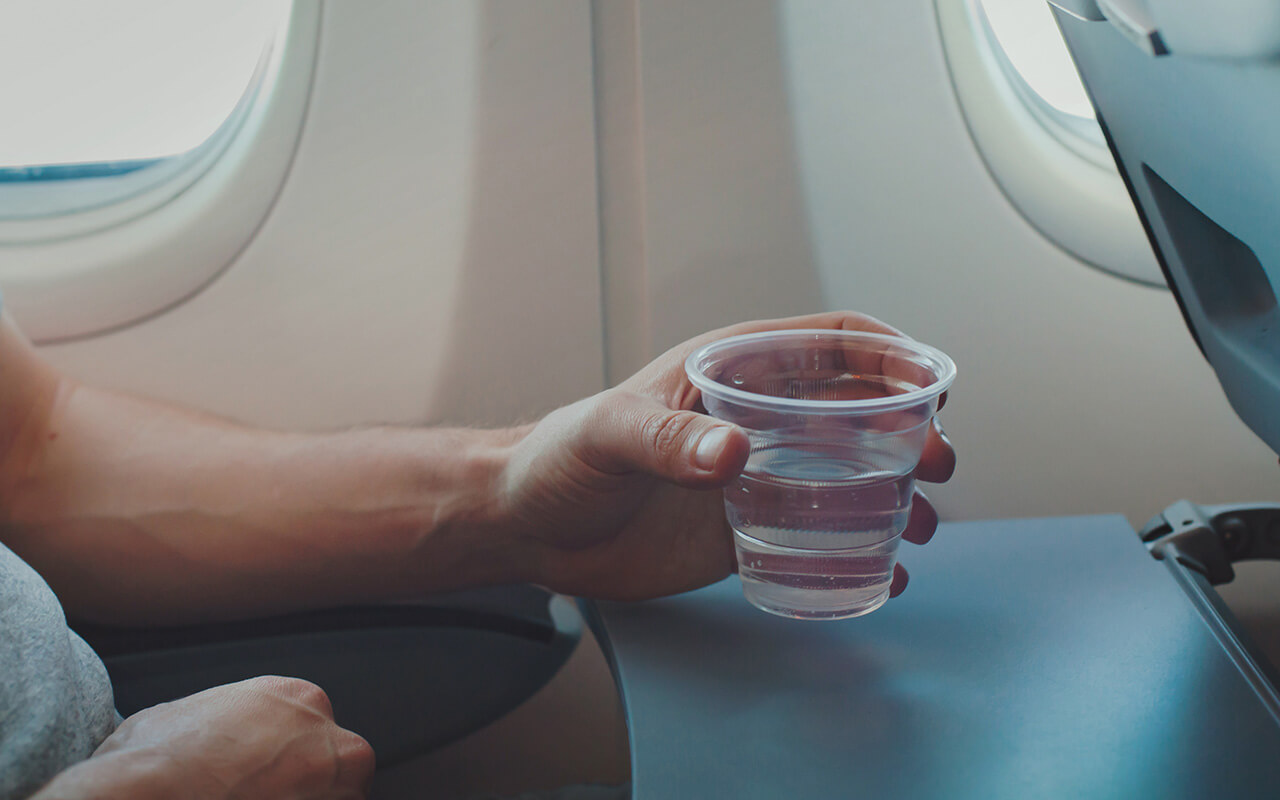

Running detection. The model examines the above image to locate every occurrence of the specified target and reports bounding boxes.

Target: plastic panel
[1055,9,1280,456]
[75,587,582,767]
[590,516,1280,799]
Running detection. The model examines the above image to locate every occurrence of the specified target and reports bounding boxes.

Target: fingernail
[694,426,732,471]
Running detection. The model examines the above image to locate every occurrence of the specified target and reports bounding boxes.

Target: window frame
[935,0,1164,287]
[0,47,269,227]
[0,1,320,342]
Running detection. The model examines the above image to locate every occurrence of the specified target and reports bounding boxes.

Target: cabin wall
[38,1,605,430]
[34,0,1280,534]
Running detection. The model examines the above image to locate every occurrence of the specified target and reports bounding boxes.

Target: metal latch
[1140,499,1280,585]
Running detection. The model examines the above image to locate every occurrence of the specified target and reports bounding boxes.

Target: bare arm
[3,306,953,800]
[0,311,538,625]
[0,308,953,627]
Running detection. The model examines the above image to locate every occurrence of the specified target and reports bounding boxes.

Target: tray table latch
[1140,499,1280,585]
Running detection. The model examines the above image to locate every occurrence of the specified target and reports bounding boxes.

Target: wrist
[442,423,549,588]
[480,410,614,596]
[34,749,188,800]
[379,423,551,597]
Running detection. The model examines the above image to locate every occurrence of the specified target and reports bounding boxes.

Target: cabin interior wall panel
[598,0,1278,531]
[39,0,604,430]
[34,0,1280,537]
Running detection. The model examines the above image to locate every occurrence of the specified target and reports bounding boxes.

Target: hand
[36,676,374,800]
[502,311,955,601]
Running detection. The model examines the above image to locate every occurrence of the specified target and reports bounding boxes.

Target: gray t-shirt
[0,545,118,798]
[1,295,119,798]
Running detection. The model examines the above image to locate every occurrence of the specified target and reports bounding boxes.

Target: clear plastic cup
[685,329,956,620]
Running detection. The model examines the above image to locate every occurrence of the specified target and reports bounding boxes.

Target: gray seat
[71,585,582,768]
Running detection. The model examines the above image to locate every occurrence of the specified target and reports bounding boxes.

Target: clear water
[725,440,915,619]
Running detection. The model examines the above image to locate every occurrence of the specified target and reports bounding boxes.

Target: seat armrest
[71,585,582,767]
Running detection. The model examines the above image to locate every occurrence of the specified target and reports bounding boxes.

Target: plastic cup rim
[684,329,956,415]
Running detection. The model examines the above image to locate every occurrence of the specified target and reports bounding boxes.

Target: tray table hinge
[1139,499,1280,585]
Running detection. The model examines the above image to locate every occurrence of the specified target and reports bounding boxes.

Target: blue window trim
[0,159,165,183]
[0,43,269,225]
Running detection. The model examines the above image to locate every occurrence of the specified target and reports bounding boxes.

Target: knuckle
[642,411,698,461]
[338,729,377,775]
[247,674,298,695]
[295,683,333,716]
[260,676,333,716]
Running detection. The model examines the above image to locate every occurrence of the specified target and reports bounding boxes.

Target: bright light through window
[0,0,290,168]
[979,0,1095,119]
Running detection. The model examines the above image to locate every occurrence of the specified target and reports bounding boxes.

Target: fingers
[698,310,906,352]
[253,675,336,719]
[626,310,904,406]
[916,418,955,484]
[334,729,378,796]
[253,676,376,793]
[888,562,908,598]
[890,488,941,600]
[581,391,751,488]
[901,488,938,545]
[756,310,904,338]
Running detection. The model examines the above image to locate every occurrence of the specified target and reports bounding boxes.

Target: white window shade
[0,1,318,342]
[980,0,1095,119]
[0,1,284,168]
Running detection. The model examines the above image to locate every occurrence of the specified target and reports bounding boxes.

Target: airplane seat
[1051,2,1280,639]
[69,585,581,768]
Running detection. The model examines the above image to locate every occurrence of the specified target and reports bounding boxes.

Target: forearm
[0,379,543,625]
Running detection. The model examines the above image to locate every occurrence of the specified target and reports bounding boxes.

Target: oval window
[937,0,1164,286]
[0,0,317,342]
[0,0,292,226]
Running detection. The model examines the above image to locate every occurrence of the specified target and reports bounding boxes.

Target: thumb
[584,391,750,488]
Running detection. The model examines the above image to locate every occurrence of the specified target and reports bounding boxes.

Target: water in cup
[684,328,955,620]
[724,436,916,620]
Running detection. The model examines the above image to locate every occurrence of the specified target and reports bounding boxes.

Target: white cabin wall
[38,0,604,430]
[597,0,1279,528]
[28,0,1280,531]
[596,0,827,385]
[779,1,1280,525]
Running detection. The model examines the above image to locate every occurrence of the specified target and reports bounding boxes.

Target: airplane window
[0,0,291,221]
[979,0,1094,120]
[938,0,1163,286]
[0,0,315,343]
[975,0,1109,164]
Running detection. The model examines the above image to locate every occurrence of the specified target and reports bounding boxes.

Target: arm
[0,312,539,625]
[1,309,953,627]
[8,307,951,799]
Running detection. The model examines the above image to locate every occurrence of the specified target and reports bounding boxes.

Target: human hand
[502,311,954,602]
[36,676,374,800]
